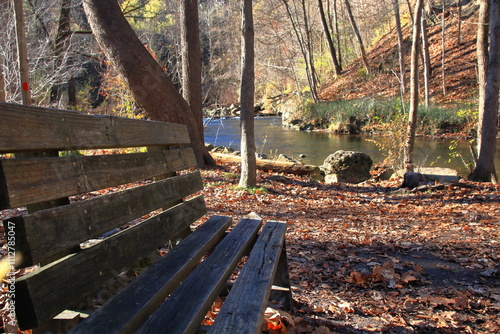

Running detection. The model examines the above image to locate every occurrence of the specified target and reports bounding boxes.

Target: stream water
[204,116,500,178]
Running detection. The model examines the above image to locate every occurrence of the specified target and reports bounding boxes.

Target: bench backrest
[0,102,205,329]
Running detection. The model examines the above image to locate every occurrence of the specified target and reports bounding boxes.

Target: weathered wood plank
[0,148,196,209]
[0,102,190,153]
[10,172,203,267]
[70,215,233,334]
[136,218,263,334]
[15,196,207,330]
[209,221,287,334]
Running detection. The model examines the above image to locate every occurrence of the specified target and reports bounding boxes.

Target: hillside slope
[320,3,479,105]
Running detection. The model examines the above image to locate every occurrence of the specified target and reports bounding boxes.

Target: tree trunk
[476,0,490,131]
[457,0,462,44]
[317,0,341,76]
[421,13,430,107]
[281,0,318,102]
[470,0,499,183]
[404,0,424,172]
[13,0,31,105]
[180,0,203,136]
[0,55,5,102]
[332,0,342,68]
[239,0,256,188]
[50,0,72,106]
[441,0,446,96]
[82,0,214,168]
[392,0,406,95]
[342,0,370,74]
[301,0,320,101]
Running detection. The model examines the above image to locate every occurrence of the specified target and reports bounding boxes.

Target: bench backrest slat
[15,195,208,329]
[0,148,196,209]
[0,102,190,153]
[14,172,203,267]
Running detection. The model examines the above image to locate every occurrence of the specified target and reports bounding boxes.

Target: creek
[204,116,500,178]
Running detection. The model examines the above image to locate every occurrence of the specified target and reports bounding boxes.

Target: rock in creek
[322,150,373,184]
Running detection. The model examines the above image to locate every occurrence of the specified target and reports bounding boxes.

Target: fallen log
[211,152,321,176]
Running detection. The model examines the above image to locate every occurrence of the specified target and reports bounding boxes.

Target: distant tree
[239,0,256,188]
[404,0,424,172]
[82,0,214,167]
[317,0,341,76]
[392,0,406,95]
[421,11,430,107]
[281,0,319,102]
[342,0,370,74]
[470,0,499,183]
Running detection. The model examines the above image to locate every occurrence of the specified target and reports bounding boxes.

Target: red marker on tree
[22,82,29,91]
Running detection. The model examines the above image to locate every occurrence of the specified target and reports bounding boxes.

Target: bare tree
[342,0,370,74]
[421,12,430,107]
[392,0,406,95]
[281,0,319,102]
[82,0,214,167]
[470,0,499,183]
[404,0,424,172]
[239,0,257,188]
[317,0,341,76]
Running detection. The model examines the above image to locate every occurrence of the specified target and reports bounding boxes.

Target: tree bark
[392,0,406,95]
[13,0,31,105]
[317,0,341,76]
[404,0,424,172]
[470,0,499,183]
[180,0,203,136]
[342,0,370,74]
[239,0,256,188]
[421,13,430,107]
[0,55,5,102]
[82,0,214,168]
[476,0,490,130]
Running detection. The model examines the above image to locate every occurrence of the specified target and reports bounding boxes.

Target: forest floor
[199,163,500,334]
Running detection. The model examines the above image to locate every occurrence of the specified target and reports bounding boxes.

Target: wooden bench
[0,102,292,333]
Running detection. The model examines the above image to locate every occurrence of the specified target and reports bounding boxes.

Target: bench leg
[270,245,294,312]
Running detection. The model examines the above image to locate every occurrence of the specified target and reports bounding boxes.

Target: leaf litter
[200,164,500,333]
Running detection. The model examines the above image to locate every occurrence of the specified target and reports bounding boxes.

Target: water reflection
[204,117,499,177]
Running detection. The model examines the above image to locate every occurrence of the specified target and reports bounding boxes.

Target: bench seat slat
[0,102,190,153]
[0,148,196,209]
[12,172,203,267]
[69,215,233,334]
[15,196,207,330]
[209,221,288,334]
[136,218,263,334]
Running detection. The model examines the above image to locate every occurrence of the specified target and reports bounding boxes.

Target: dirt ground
[200,166,500,333]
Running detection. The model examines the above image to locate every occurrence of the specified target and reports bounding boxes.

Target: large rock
[322,150,373,184]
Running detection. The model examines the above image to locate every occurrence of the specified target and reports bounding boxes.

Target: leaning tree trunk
[318,0,341,76]
[239,0,256,188]
[404,0,424,172]
[82,0,214,168]
[470,0,499,183]
[343,0,370,74]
